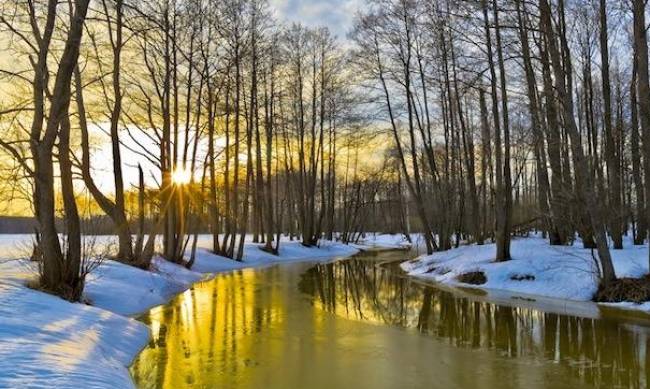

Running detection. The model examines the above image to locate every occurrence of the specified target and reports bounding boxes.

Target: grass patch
[457,271,487,285]
[595,276,650,304]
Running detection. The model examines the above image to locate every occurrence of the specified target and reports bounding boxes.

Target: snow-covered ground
[351,232,418,251]
[0,283,149,388]
[402,234,650,311]
[0,233,408,389]
[6,231,650,387]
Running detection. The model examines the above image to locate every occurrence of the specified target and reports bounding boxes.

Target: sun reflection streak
[132,268,290,388]
[131,256,650,389]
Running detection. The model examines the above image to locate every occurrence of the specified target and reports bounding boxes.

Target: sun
[171,166,192,185]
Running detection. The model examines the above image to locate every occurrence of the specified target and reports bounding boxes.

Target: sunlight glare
[172,167,192,185]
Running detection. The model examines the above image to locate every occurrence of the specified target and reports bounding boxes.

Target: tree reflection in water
[130,252,650,389]
[299,257,650,389]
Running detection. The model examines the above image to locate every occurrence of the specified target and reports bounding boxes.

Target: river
[130,250,650,388]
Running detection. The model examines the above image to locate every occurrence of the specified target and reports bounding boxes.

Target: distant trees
[351,0,510,256]
[351,2,439,254]
[280,25,341,247]
[6,0,650,299]
[350,0,650,285]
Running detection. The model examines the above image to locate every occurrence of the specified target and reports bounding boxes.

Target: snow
[10,230,650,388]
[0,234,39,260]
[190,238,360,272]
[0,233,393,388]
[401,234,650,310]
[83,259,204,316]
[351,232,416,250]
[0,282,148,389]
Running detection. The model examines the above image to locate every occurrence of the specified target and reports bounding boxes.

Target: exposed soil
[457,271,487,285]
[510,274,535,281]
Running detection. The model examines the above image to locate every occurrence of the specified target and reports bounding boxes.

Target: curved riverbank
[0,235,400,388]
[401,234,650,313]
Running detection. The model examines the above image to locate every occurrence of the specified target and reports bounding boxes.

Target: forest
[5,0,650,387]
[1,0,650,301]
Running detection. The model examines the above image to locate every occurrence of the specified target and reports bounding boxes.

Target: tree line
[351,0,650,287]
[2,0,650,300]
[0,0,394,300]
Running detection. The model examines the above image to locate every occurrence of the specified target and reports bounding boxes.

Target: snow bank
[84,259,204,316]
[352,233,415,250]
[0,234,377,388]
[401,234,650,310]
[190,239,360,273]
[0,282,148,389]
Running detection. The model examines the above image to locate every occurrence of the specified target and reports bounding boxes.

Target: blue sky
[270,0,363,38]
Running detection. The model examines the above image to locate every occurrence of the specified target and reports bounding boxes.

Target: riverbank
[0,234,409,388]
[401,234,650,312]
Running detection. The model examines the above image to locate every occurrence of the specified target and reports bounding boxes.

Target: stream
[130,250,650,388]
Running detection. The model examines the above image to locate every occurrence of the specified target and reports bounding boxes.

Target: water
[131,250,650,388]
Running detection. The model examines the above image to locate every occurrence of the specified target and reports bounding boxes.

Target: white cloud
[273,0,365,38]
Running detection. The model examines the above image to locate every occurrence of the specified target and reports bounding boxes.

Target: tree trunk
[539,0,616,284]
[631,61,646,245]
[599,0,623,249]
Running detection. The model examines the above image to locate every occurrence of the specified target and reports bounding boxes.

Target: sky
[270,0,363,38]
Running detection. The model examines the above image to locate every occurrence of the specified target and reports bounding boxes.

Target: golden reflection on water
[132,269,289,387]
[131,252,650,389]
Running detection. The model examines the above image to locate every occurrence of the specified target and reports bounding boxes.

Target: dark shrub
[595,276,650,304]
